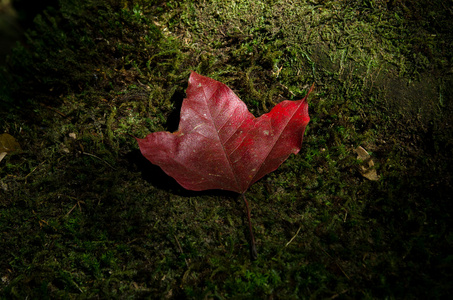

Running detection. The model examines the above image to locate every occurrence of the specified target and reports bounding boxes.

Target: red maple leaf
[137,72,311,193]
[137,72,313,258]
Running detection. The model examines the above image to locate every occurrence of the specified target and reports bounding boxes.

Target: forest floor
[1,0,452,298]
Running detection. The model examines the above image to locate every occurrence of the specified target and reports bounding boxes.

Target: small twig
[24,161,46,180]
[82,152,116,170]
[174,234,189,267]
[65,203,78,218]
[63,196,85,217]
[320,247,350,280]
[285,225,302,247]
[242,193,258,260]
[39,103,68,118]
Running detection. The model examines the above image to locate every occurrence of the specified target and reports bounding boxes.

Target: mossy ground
[1,0,452,298]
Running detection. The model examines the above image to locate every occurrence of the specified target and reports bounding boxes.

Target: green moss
[1,0,452,298]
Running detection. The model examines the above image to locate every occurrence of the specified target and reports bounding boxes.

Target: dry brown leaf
[0,133,22,163]
[354,146,379,181]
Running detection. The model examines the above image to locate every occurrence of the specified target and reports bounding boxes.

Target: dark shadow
[165,89,185,132]
[12,0,59,29]
[125,149,183,192]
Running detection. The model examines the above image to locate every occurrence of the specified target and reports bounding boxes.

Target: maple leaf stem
[242,193,258,260]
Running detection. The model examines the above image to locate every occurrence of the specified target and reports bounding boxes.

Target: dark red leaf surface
[137,72,312,193]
